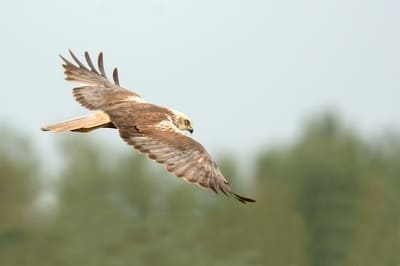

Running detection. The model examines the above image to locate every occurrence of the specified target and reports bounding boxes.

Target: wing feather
[112,68,120,85]
[69,49,88,69]
[60,50,143,110]
[84,51,100,75]
[106,103,255,203]
[97,52,108,79]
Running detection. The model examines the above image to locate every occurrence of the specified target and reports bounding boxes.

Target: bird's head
[172,110,194,134]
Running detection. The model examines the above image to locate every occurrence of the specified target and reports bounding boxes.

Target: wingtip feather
[233,193,256,204]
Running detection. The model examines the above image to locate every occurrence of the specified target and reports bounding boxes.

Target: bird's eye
[185,119,190,125]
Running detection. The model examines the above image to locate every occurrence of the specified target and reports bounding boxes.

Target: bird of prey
[41,50,255,204]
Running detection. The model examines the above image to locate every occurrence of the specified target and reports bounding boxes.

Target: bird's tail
[41,111,114,133]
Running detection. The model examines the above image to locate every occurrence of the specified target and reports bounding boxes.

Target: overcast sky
[1,0,399,161]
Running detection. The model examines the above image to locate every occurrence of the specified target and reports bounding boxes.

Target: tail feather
[41,111,114,133]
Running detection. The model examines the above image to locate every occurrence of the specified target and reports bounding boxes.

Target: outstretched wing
[106,103,256,204]
[60,50,144,110]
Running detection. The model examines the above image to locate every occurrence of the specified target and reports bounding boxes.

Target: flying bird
[41,50,255,204]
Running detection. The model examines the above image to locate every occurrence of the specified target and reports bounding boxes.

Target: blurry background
[1,1,399,265]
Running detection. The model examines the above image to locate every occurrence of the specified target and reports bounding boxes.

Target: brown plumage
[41,50,255,204]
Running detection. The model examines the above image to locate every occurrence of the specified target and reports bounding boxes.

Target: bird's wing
[106,103,255,204]
[60,50,144,110]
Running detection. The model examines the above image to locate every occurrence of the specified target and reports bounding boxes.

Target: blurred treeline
[0,112,399,266]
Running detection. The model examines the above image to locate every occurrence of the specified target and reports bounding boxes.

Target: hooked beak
[187,125,194,134]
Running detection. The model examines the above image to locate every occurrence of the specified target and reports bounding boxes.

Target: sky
[0,0,399,162]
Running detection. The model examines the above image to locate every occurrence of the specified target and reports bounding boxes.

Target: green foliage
[256,112,400,266]
[0,112,399,266]
[0,126,39,266]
